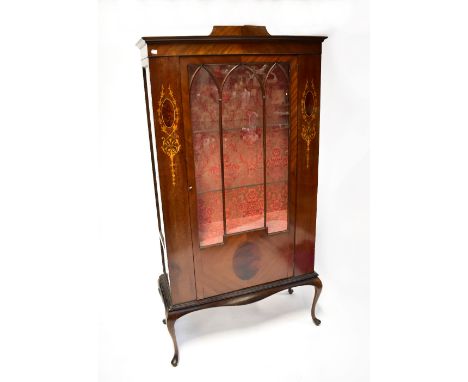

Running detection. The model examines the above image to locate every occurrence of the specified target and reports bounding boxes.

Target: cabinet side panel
[148,57,197,303]
[143,66,168,275]
[294,54,322,275]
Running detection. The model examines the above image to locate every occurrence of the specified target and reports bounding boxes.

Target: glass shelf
[196,179,288,195]
[192,123,290,134]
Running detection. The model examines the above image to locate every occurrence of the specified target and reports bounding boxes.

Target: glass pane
[190,62,290,242]
[196,190,224,246]
[190,66,224,246]
[225,184,264,233]
[204,64,236,88]
[222,65,264,234]
[249,63,273,84]
[265,63,289,233]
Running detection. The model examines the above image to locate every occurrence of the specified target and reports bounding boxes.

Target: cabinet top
[137,25,327,48]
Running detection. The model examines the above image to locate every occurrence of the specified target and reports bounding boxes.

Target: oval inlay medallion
[232,242,261,280]
[305,91,314,117]
[161,98,175,127]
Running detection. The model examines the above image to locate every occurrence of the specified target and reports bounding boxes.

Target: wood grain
[139,27,326,301]
[210,25,271,36]
[147,57,197,304]
[294,54,322,275]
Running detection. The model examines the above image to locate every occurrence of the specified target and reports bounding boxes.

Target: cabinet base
[157,272,322,366]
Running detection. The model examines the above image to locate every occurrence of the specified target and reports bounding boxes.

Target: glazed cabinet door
[180,56,298,298]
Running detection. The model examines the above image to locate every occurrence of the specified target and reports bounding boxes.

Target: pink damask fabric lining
[190,63,290,247]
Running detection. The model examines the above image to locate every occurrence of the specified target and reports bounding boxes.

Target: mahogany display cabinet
[137,26,327,366]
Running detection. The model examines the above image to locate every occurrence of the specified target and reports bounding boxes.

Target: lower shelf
[157,272,323,366]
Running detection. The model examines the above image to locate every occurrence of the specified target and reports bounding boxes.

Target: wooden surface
[210,25,271,36]
[139,26,326,304]
[136,26,326,58]
[137,35,327,47]
[294,54,322,275]
[146,57,197,304]
[140,40,323,58]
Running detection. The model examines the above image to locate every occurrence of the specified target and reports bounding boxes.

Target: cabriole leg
[165,315,179,367]
[311,277,322,326]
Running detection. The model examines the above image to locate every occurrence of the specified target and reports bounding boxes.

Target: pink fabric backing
[190,64,290,247]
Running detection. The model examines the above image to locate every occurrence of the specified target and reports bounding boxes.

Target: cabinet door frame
[180,55,298,299]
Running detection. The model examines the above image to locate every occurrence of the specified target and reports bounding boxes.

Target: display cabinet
[137,26,327,366]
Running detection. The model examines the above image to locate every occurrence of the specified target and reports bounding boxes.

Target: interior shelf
[192,123,290,134]
[196,179,288,195]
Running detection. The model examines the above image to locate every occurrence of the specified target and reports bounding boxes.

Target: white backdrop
[2,2,468,382]
[98,0,368,381]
